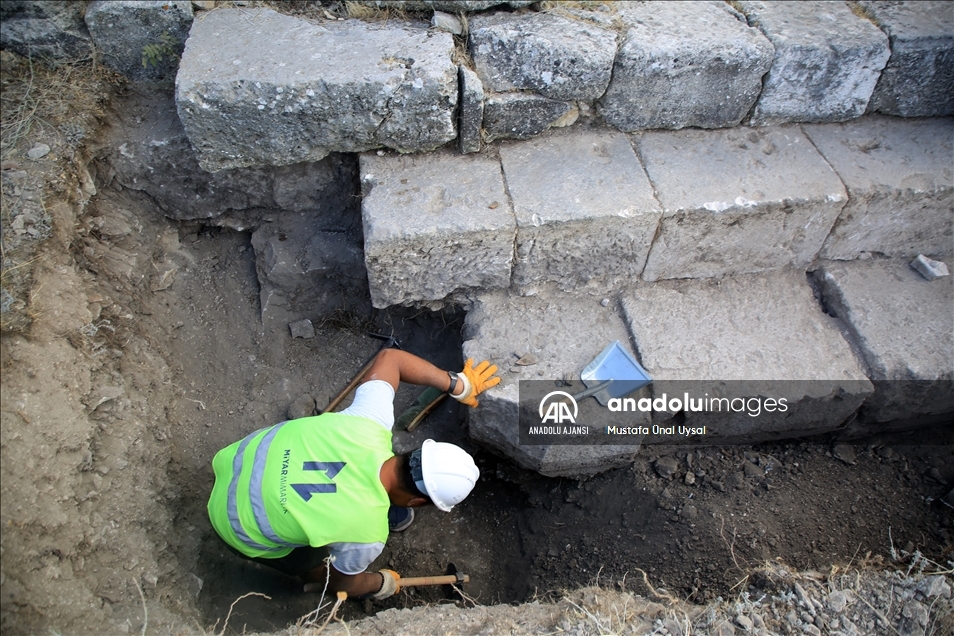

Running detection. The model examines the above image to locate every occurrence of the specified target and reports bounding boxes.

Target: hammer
[303,563,469,595]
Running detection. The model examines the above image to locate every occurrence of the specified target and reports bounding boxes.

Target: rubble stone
[911,255,950,280]
[86,0,193,82]
[598,1,773,131]
[738,1,889,125]
[176,8,458,171]
[802,116,953,260]
[814,259,954,423]
[859,1,954,117]
[620,269,873,440]
[635,125,846,282]
[462,290,646,476]
[360,151,514,308]
[0,1,92,60]
[482,92,572,142]
[499,129,661,292]
[468,11,617,101]
[458,66,484,154]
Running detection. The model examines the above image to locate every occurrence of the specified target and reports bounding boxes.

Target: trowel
[572,340,652,405]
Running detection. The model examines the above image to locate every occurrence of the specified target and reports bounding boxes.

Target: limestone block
[803,116,954,260]
[598,1,773,131]
[86,1,193,82]
[620,269,873,440]
[252,220,368,327]
[106,92,359,228]
[0,1,92,60]
[912,255,950,280]
[468,12,617,101]
[635,125,847,281]
[176,8,458,171]
[361,151,514,308]
[462,291,645,476]
[482,92,572,142]
[499,129,661,292]
[859,1,954,117]
[459,66,483,154]
[738,1,889,125]
[814,259,954,423]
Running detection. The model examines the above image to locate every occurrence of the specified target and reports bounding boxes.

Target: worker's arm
[305,564,398,600]
[363,348,500,407]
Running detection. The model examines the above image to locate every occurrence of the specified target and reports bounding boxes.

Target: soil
[1,53,952,636]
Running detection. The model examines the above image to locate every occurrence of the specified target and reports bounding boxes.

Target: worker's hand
[452,358,501,407]
[371,569,401,600]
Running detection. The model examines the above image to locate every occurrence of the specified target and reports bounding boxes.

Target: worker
[207,348,501,600]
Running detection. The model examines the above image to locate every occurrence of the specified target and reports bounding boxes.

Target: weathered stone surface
[499,129,661,292]
[361,151,514,308]
[105,92,359,229]
[0,0,92,59]
[459,66,483,154]
[463,291,645,476]
[635,125,847,281]
[482,92,571,142]
[859,1,954,117]
[911,255,950,280]
[814,259,954,423]
[620,269,873,440]
[368,1,534,10]
[176,8,458,171]
[802,116,953,260]
[468,12,617,101]
[86,0,193,82]
[252,221,368,327]
[598,1,773,131]
[431,11,463,35]
[739,1,889,125]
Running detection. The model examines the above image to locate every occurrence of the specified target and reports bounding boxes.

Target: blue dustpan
[574,340,652,405]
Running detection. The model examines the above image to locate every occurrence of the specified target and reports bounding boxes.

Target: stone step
[461,262,953,476]
[361,116,952,308]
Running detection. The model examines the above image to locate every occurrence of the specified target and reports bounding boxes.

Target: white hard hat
[418,439,480,512]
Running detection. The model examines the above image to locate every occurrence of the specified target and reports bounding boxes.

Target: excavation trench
[2,81,951,636]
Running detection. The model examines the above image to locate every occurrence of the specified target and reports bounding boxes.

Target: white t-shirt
[327,380,395,575]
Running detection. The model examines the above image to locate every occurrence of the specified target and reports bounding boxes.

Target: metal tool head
[443,562,466,600]
[367,331,402,350]
[579,340,652,405]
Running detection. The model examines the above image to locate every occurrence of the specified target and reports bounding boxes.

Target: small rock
[734,614,753,630]
[877,446,895,460]
[287,394,317,420]
[684,471,696,486]
[27,143,50,160]
[431,10,463,35]
[743,461,765,478]
[917,575,951,599]
[600,298,610,307]
[926,467,945,483]
[515,353,538,366]
[289,319,315,339]
[911,254,950,280]
[832,444,856,465]
[654,456,679,479]
[681,504,698,520]
[828,590,848,613]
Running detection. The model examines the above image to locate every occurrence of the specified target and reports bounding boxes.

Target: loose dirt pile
[1,51,952,636]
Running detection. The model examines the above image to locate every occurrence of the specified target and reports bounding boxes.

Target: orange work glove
[451,358,501,407]
[371,569,401,599]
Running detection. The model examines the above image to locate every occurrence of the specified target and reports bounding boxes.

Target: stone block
[912,255,950,280]
[738,1,889,125]
[620,269,873,440]
[361,151,514,308]
[499,129,661,292]
[598,1,773,131]
[458,66,483,154]
[176,8,458,171]
[635,125,847,281]
[86,1,193,82]
[105,92,360,229]
[482,92,572,142]
[462,291,646,476]
[859,1,954,117]
[814,259,954,424]
[0,1,92,60]
[468,11,617,101]
[802,116,953,260]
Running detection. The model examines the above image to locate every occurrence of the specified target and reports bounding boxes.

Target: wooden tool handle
[400,573,470,587]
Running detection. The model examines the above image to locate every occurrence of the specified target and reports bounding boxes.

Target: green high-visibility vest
[208,413,393,559]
